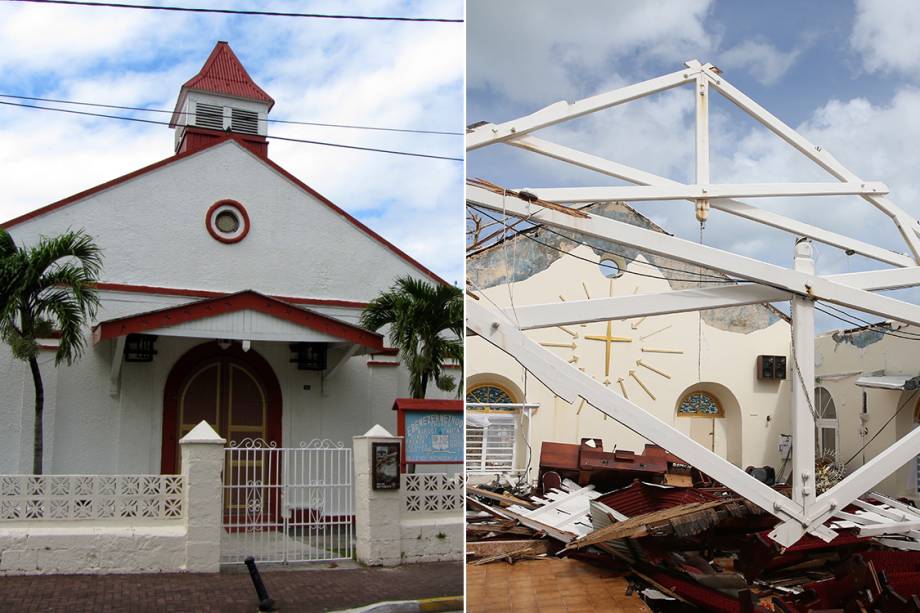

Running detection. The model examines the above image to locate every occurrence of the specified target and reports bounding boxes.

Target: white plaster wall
[815,325,920,498]
[399,516,463,563]
[6,140,440,302]
[467,245,792,483]
[0,522,188,575]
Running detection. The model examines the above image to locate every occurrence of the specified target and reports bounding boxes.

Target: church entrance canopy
[92,289,383,351]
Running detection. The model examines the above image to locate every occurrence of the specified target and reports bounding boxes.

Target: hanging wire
[842,388,920,467]
[469,205,737,285]
[501,190,521,327]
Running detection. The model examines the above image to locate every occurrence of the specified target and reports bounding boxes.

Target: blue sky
[467,0,920,330]
[0,0,464,284]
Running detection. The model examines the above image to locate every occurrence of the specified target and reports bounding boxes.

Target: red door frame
[161,340,283,474]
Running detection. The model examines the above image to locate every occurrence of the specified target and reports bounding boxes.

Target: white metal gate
[221,439,353,564]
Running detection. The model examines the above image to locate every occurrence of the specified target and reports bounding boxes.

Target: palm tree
[361,276,462,398]
[0,229,102,474]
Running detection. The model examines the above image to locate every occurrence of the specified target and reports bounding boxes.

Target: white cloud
[851,0,920,75]
[467,0,715,107]
[0,0,463,283]
[717,40,801,85]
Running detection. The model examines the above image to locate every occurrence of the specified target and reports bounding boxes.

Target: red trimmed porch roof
[392,398,463,412]
[92,290,383,350]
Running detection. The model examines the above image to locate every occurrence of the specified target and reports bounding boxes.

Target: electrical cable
[0,100,462,161]
[0,94,462,135]
[2,0,464,22]
[817,301,920,341]
[842,388,920,467]
[469,205,738,284]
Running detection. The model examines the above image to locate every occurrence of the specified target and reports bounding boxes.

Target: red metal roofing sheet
[597,481,718,517]
[183,42,274,107]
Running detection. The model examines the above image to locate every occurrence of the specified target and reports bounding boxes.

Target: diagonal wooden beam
[468,185,920,326]
[466,66,697,150]
[468,298,818,536]
[702,66,920,261]
[506,135,914,267]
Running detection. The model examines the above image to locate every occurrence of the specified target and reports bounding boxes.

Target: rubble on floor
[466,438,920,612]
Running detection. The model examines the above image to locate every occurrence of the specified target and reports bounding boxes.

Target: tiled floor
[466,557,652,613]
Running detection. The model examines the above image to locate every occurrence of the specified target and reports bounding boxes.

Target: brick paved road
[0,562,463,612]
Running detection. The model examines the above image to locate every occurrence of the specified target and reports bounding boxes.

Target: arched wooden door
[161,342,282,474]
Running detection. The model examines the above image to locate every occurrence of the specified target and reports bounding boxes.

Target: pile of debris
[466,438,920,612]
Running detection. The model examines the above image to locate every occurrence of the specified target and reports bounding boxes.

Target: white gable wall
[6,140,436,303]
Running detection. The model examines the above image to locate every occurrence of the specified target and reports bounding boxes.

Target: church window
[206,200,250,244]
[677,391,723,417]
[815,386,838,461]
[466,383,514,407]
[215,211,240,233]
[599,257,624,279]
[466,383,518,474]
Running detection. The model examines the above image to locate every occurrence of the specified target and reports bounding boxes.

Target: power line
[469,205,737,284]
[842,388,920,467]
[815,302,920,342]
[0,94,463,136]
[469,204,738,283]
[0,100,462,161]
[2,0,463,22]
[818,301,920,339]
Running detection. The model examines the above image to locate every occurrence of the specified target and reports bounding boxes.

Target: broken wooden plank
[565,500,729,550]
[466,485,537,509]
[466,539,552,559]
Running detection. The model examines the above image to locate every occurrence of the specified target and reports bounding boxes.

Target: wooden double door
[161,342,282,474]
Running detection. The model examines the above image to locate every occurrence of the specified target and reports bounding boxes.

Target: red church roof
[180,41,274,108]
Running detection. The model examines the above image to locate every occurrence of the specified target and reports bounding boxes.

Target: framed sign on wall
[393,398,464,471]
[372,441,401,490]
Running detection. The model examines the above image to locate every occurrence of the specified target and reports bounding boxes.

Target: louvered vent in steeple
[231,108,259,134]
[195,103,224,130]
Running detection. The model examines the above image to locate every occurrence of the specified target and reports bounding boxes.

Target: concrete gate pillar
[180,420,226,572]
[353,425,403,566]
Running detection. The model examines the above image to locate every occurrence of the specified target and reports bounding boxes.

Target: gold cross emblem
[584,321,632,377]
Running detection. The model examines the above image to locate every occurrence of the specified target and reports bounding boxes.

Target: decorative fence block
[0,475,184,521]
[401,473,464,513]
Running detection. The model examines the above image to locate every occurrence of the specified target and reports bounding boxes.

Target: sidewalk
[0,562,463,613]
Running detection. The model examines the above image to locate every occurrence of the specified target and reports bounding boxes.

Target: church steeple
[170,42,273,157]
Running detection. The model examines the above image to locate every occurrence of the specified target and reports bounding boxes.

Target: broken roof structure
[466,59,920,548]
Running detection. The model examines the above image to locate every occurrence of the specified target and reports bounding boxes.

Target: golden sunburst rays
[628,369,656,400]
[551,282,682,405]
[636,359,671,379]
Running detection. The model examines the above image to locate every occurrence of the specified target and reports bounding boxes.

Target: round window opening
[215,211,240,233]
[599,258,623,279]
[206,200,250,244]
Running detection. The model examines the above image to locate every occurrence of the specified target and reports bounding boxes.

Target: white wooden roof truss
[466,60,920,547]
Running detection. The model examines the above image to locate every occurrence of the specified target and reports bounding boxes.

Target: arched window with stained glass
[677,391,723,418]
[465,383,519,474]
[466,383,516,408]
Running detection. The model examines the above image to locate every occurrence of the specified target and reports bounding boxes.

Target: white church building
[466,202,794,483]
[0,42,454,476]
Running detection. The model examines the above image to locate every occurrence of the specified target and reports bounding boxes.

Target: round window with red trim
[206,200,250,244]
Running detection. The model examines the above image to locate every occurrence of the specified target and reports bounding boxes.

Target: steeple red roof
[181,41,274,108]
